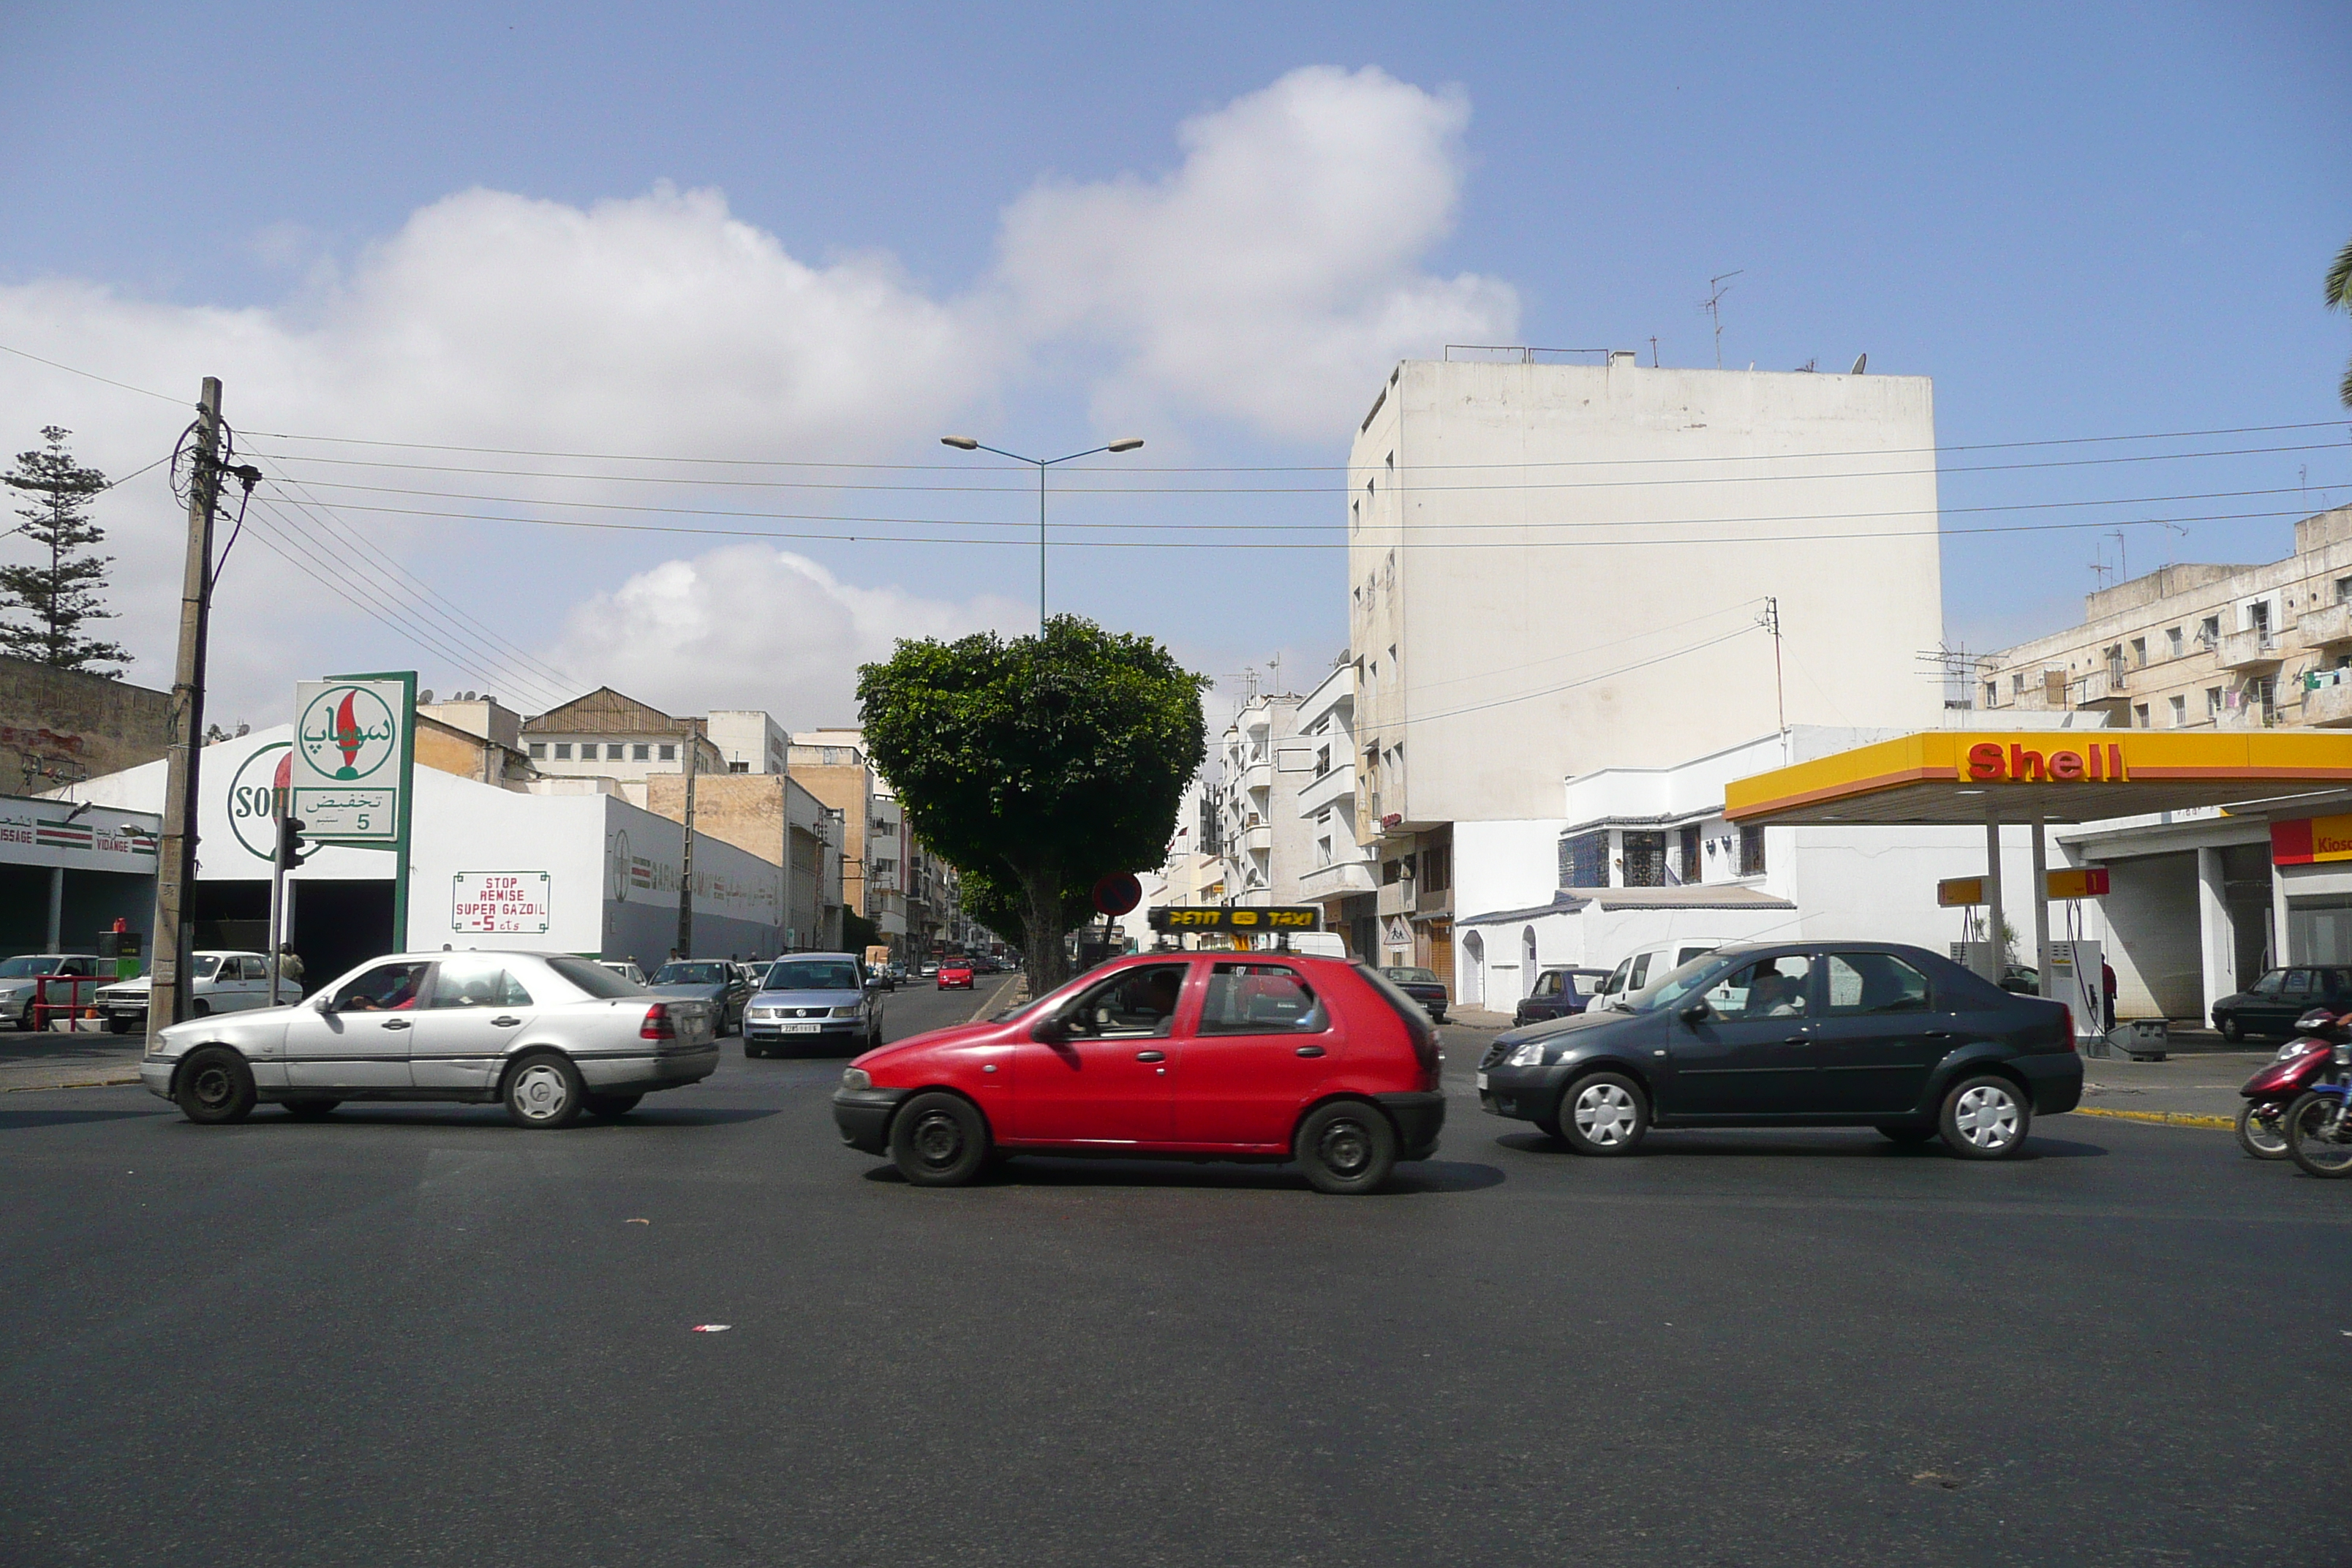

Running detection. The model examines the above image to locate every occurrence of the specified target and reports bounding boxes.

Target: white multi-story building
[707,709,789,774]
[1347,353,1948,976]
[1216,693,1317,908]
[1293,660,1377,957]
[521,687,728,782]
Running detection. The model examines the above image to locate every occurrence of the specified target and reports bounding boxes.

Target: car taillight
[2059,1006,2077,1053]
[641,1003,676,1041]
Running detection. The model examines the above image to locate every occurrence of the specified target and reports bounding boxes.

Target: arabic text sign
[451,872,552,934]
[290,679,405,841]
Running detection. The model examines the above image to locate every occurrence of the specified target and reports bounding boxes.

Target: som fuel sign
[452,872,552,935]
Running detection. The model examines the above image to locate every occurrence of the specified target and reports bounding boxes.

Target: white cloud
[547,544,1028,723]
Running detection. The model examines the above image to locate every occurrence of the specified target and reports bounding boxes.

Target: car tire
[2236,1101,2291,1160]
[190,999,211,1018]
[585,1093,643,1120]
[283,1099,339,1119]
[1938,1074,2031,1159]
[1293,1098,1398,1194]
[889,1091,992,1186]
[1877,1123,1934,1145]
[2220,1015,2243,1042]
[106,1016,132,1035]
[175,1047,256,1124]
[504,1052,585,1130]
[743,1041,765,1059]
[1558,1071,1648,1156]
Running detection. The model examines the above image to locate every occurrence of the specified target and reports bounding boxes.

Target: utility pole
[1760,597,1787,740]
[150,378,222,1045]
[675,724,698,960]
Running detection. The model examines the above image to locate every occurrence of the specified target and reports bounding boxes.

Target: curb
[969,974,1022,1024]
[1,1074,140,1093]
[2072,1107,2234,1131]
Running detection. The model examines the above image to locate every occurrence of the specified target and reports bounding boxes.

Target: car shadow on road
[1491,1129,2109,1161]
[862,1156,1505,1195]
[165,1105,787,1131]
[0,1107,174,1129]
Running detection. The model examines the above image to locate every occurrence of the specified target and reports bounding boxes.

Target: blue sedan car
[743,953,883,1058]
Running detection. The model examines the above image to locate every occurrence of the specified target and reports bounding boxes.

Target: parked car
[1381,965,1450,1022]
[92,951,301,1034]
[1477,941,2081,1160]
[0,953,105,1030]
[744,952,883,1058]
[649,959,753,1036]
[595,959,648,987]
[832,953,1444,1192]
[919,960,941,977]
[2212,966,2352,1041]
[1590,940,1727,1012]
[937,959,976,990]
[1513,966,1610,1028]
[140,950,719,1127]
[884,962,908,987]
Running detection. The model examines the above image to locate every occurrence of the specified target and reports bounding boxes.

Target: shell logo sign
[2272,814,2352,866]
[1965,742,2128,783]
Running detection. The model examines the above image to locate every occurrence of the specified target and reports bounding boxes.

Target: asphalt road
[3,990,2348,1567]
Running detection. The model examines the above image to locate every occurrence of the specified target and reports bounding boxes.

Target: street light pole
[941,435,1144,633]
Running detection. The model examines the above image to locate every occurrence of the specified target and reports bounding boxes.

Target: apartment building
[706,709,789,774]
[521,687,726,780]
[1215,693,1318,908]
[1293,660,1377,957]
[1981,503,2352,732]
[1347,353,1946,975]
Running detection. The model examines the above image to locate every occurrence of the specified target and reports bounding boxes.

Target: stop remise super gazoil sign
[451,872,551,934]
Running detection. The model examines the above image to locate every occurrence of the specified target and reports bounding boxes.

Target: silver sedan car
[140,950,719,1128]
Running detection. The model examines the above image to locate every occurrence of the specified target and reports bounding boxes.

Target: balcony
[1241,757,1272,792]
[1297,764,1355,817]
[1376,879,1412,917]
[2074,668,2130,709]
[1243,822,1272,852]
[2219,628,2283,670]
[2302,602,2352,648]
[2305,676,2352,728]
[1300,859,1376,898]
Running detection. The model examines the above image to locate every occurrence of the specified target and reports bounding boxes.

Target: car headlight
[841,1067,872,1090]
[832,1005,862,1018]
[1507,1041,1549,1067]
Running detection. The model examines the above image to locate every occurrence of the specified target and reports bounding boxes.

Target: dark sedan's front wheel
[2219,1014,2244,1042]
[1939,1074,2030,1159]
[1558,1072,1648,1156]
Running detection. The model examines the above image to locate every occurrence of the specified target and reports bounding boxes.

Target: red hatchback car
[935,960,975,990]
[834,952,1444,1193]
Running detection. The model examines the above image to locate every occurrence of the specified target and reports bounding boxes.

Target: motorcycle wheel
[2284,1091,2352,1178]
[2235,1101,2291,1160]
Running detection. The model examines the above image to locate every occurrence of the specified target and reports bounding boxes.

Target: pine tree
[0,426,129,671]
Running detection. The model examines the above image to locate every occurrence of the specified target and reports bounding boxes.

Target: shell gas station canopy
[1724,731,2352,828]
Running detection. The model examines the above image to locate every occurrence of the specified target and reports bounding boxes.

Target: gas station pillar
[1980,818,2006,984]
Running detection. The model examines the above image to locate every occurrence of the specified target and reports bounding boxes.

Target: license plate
[782,1023,822,1034]
[1475,1071,1488,1090]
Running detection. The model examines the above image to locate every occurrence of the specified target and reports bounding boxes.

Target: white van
[1591,939,1727,1012]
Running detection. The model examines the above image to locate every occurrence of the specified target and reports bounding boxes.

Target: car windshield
[764,959,859,992]
[190,954,223,979]
[1383,967,1439,984]
[654,962,731,986]
[0,957,64,978]
[1624,952,1734,1014]
[549,957,645,998]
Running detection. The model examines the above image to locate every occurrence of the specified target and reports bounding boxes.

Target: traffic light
[276,815,313,869]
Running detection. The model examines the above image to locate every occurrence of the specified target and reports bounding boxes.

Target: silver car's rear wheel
[505,1054,584,1129]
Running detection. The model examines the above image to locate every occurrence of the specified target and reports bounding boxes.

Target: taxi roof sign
[1147,905,1320,932]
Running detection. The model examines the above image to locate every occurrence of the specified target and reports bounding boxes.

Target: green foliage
[0,427,127,671]
[857,614,1206,989]
[840,910,881,954]
[2330,235,2352,409]
[957,863,1094,945]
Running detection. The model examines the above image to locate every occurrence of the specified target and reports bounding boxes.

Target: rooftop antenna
[1266,651,1284,696]
[1700,270,1744,369]
[1648,335,1660,368]
[2160,520,2187,568]
[1219,667,1261,704]
[2108,527,2128,584]
[2089,546,2113,592]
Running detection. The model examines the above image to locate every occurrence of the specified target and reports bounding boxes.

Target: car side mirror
[1678,1000,1710,1024]
[1032,1011,1071,1046]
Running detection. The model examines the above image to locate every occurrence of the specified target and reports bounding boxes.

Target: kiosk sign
[290,679,405,841]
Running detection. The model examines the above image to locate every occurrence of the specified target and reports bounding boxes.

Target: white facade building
[1292,662,1377,956]
[707,709,790,774]
[1217,694,1316,907]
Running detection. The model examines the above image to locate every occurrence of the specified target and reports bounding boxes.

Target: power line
[0,342,194,406]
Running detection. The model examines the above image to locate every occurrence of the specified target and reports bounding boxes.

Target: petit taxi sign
[1147,905,1321,933]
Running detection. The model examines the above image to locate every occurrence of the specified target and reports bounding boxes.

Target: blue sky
[2,1,2347,726]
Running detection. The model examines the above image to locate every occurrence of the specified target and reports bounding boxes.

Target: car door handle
[1784,1035,1809,1044]
[491,1016,521,1028]
[1135,1050,1165,1062]
[1295,1045,1326,1058]
[379,1019,411,1030]
[1923,1030,1952,1039]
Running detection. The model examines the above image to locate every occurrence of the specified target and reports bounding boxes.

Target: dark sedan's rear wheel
[2285,1091,2352,1177]
[1558,1072,1648,1156]
[890,1092,991,1186]
[2220,1015,2244,1042]
[2236,1101,2291,1160]
[175,1047,255,1124]
[1294,1099,1398,1194]
[1938,1074,2030,1159]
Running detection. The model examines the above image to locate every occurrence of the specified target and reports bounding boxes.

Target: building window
[658,744,676,761]
[2170,694,2187,726]
[2010,672,2025,696]
[1420,845,1450,892]
[1738,825,1767,878]
[1982,680,1997,708]
[2133,702,2149,728]
[2206,686,2223,717]
[606,743,625,760]
[2247,600,2272,639]
[528,742,546,758]
[728,761,749,773]
[1560,831,1607,888]
[1381,859,1401,886]
[2337,576,2352,604]
[1620,832,1665,887]
[2167,627,2184,658]
[1678,823,1703,883]
[553,743,572,760]
[633,744,650,761]
[2130,636,2146,666]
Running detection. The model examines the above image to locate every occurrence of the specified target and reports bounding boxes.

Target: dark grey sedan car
[650,960,753,1036]
[2211,966,2352,1041]
[1477,941,2081,1160]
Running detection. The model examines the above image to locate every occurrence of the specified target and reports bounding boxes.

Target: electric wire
[0,342,193,406]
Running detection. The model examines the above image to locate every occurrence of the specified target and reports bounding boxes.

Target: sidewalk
[1,1034,146,1093]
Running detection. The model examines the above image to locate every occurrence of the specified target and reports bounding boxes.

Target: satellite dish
[1849,353,1868,375]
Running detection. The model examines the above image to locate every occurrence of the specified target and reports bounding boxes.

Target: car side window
[1063,964,1188,1039]
[2251,970,2286,995]
[1702,956,1813,1022]
[2285,968,2314,995]
[332,962,429,1012]
[1823,952,1931,1015]
[1531,972,1559,1000]
[243,956,271,981]
[1199,964,1327,1035]
[1628,953,1653,990]
[429,958,532,1009]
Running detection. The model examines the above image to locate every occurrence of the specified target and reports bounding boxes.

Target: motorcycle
[2284,1034,2352,1178]
[2236,1007,2345,1159]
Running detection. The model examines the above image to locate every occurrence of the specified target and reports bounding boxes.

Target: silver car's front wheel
[505,1054,584,1129]
[1939,1074,2029,1159]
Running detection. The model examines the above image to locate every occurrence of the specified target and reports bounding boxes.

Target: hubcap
[1953,1085,2021,1148]
[190,1065,233,1110]
[911,1109,964,1168]
[1318,1117,1371,1177]
[511,1063,570,1122]
[1575,1082,1637,1145]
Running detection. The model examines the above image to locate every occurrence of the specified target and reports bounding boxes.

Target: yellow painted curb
[1,1074,140,1093]
[2072,1107,2234,1131]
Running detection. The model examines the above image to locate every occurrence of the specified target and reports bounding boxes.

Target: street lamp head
[1107,437,1145,453]
[940,436,979,451]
